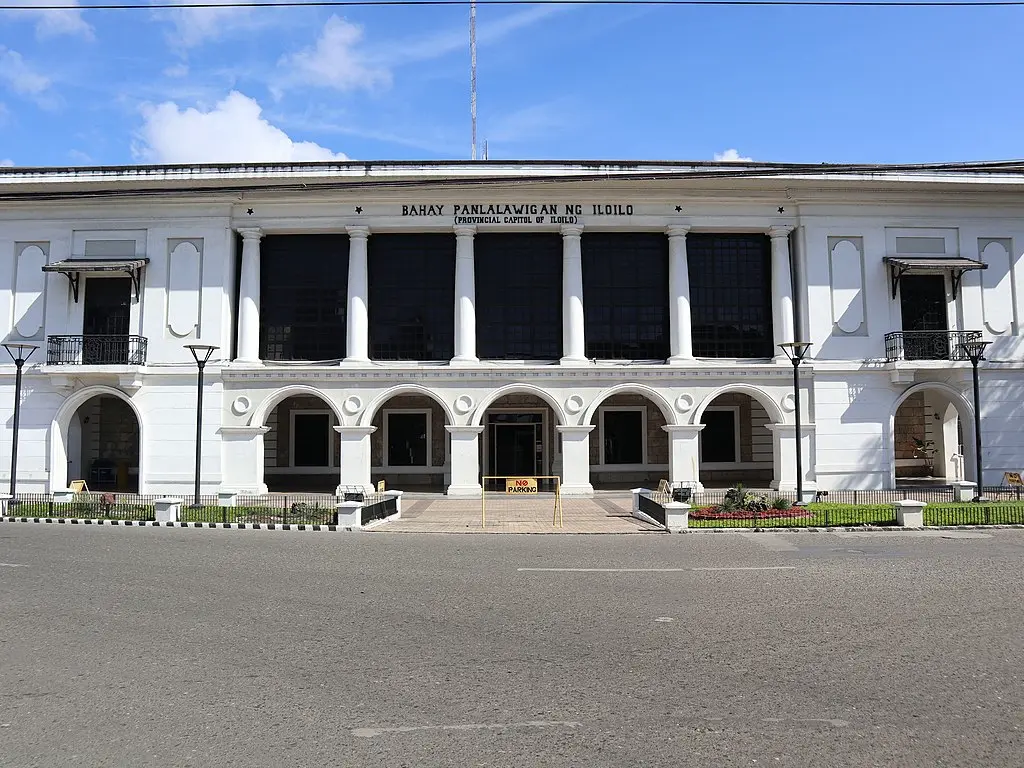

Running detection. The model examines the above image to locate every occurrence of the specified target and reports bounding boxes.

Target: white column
[446,425,484,497]
[556,425,594,495]
[335,425,376,492]
[663,425,704,492]
[560,225,587,364]
[770,225,796,356]
[235,227,263,363]
[218,425,271,494]
[452,225,478,365]
[345,226,370,363]
[667,226,694,363]
[767,423,817,497]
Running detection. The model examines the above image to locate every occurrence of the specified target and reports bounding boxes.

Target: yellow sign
[505,478,539,494]
[1003,472,1023,486]
[377,479,386,492]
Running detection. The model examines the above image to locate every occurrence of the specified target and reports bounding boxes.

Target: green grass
[923,502,1024,526]
[6,502,336,525]
[687,503,896,528]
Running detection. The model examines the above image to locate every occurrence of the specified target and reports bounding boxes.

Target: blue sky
[0,1,1021,166]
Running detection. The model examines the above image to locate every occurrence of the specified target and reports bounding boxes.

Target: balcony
[47,335,148,366]
[884,330,982,362]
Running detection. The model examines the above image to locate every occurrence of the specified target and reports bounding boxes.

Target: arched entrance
[263,394,342,492]
[476,391,563,481]
[892,385,973,485]
[587,392,671,489]
[694,391,776,488]
[51,389,142,493]
[365,391,452,490]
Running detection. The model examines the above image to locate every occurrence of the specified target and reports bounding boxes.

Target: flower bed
[690,506,813,521]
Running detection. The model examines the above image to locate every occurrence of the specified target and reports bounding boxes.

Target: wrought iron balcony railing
[884,330,982,362]
[46,335,148,366]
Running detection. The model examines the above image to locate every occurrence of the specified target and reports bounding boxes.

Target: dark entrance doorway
[83,277,131,364]
[488,413,542,477]
[900,275,948,359]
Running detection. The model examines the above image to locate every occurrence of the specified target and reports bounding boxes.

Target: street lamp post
[3,342,38,499]
[185,344,219,507]
[960,339,991,502]
[779,341,813,505]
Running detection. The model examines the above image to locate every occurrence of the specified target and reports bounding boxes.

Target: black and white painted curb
[0,516,358,532]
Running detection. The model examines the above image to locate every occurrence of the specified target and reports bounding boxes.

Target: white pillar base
[666,355,694,365]
[766,423,816,495]
[556,425,594,496]
[450,355,479,367]
[335,425,376,492]
[218,426,271,494]
[446,425,484,497]
[663,424,705,491]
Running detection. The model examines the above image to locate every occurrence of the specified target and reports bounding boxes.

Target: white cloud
[5,0,93,39]
[163,63,189,78]
[714,148,753,162]
[158,0,258,48]
[134,91,348,163]
[0,158,13,167]
[278,16,391,92]
[0,48,50,96]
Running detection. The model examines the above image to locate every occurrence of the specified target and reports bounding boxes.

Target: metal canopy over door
[83,277,131,364]
[487,413,543,478]
[899,274,949,360]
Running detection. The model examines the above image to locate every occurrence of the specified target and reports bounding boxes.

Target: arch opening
[588,393,670,490]
[697,392,775,489]
[264,394,341,493]
[892,386,974,486]
[56,393,141,493]
[369,393,451,491]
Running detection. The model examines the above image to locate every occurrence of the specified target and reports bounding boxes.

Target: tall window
[688,234,773,358]
[260,234,348,361]
[601,409,645,465]
[292,413,332,467]
[583,233,669,360]
[386,412,429,467]
[475,233,562,360]
[700,409,738,463]
[369,234,455,360]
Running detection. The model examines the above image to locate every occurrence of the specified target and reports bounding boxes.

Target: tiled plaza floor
[373,493,664,534]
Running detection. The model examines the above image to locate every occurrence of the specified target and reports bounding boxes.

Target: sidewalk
[373,494,663,534]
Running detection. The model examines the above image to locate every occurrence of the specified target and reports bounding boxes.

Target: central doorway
[487,413,543,477]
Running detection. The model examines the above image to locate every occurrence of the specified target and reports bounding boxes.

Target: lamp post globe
[960,339,991,502]
[184,344,219,507]
[3,342,39,498]
[779,342,812,505]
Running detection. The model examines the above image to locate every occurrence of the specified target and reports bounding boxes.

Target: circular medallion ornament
[454,395,474,415]
[781,393,796,413]
[564,394,585,415]
[342,396,363,416]
[230,396,251,416]
[675,394,694,413]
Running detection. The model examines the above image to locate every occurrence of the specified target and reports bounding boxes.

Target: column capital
[445,425,485,435]
[237,227,263,242]
[665,225,691,238]
[453,224,477,238]
[346,225,370,239]
[560,224,584,238]
[333,425,377,436]
[556,425,595,435]
[768,225,794,239]
[662,424,705,436]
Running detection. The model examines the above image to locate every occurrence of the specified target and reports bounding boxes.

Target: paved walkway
[375,494,663,534]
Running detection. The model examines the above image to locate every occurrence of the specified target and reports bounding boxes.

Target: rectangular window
[688,234,773,358]
[260,234,348,361]
[369,234,455,360]
[292,413,332,467]
[583,233,670,360]
[386,412,429,467]
[700,409,738,463]
[475,233,562,360]
[602,409,644,465]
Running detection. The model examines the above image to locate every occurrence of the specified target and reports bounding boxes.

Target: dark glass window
[603,410,644,464]
[293,413,331,467]
[584,233,670,360]
[475,233,561,360]
[369,234,455,360]
[700,410,737,463]
[688,234,773,358]
[387,412,428,466]
[260,234,348,361]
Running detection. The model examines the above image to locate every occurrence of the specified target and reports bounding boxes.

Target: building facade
[1,160,1021,497]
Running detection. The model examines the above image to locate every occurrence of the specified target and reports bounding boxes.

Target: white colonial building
[0,160,1021,498]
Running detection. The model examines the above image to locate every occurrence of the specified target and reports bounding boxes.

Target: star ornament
[674,205,682,212]
[246,208,254,215]
[354,206,363,214]
[777,206,785,214]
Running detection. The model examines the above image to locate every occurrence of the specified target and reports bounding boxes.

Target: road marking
[352,720,582,738]
[654,617,675,622]
[0,563,27,568]
[691,566,797,571]
[740,533,800,551]
[836,531,992,539]
[517,566,796,573]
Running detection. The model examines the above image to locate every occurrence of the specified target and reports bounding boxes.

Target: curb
[0,516,355,532]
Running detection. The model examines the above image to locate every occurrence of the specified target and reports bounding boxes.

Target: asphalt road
[1,525,1022,767]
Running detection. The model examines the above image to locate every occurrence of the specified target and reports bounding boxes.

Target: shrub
[771,497,793,511]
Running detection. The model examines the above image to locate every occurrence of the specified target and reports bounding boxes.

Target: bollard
[630,488,644,518]
[217,491,238,507]
[895,499,925,528]
[664,502,690,531]
[52,489,77,503]
[0,493,11,516]
[334,500,362,528]
[383,490,404,519]
[154,497,183,524]
[951,481,976,503]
